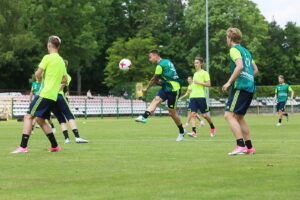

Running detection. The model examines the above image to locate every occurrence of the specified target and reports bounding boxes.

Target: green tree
[261,21,288,85]
[185,0,269,86]
[104,37,156,87]
[261,21,300,85]
[121,0,189,78]
[81,0,131,94]
[0,0,39,89]
[28,0,110,94]
[283,22,300,84]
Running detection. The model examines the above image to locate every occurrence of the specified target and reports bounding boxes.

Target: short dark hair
[48,36,61,48]
[194,57,204,63]
[278,75,285,80]
[187,76,193,79]
[149,49,160,56]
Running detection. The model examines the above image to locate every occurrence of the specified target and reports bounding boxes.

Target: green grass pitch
[0,115,299,200]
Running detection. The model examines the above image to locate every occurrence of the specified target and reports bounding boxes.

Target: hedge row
[144,85,300,101]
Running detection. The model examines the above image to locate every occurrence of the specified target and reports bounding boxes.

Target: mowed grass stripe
[0,115,299,200]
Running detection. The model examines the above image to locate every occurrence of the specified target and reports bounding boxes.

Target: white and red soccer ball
[119,58,132,70]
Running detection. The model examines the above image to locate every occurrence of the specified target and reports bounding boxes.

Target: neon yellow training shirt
[230,48,255,63]
[155,65,180,91]
[39,53,67,101]
[190,70,210,98]
[188,84,193,98]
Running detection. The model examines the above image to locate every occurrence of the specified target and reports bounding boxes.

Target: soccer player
[52,60,88,144]
[189,57,216,137]
[222,28,259,155]
[135,49,187,141]
[29,77,56,134]
[179,76,205,128]
[11,36,67,153]
[29,77,41,102]
[274,75,294,126]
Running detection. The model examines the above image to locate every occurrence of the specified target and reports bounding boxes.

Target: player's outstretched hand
[222,82,231,93]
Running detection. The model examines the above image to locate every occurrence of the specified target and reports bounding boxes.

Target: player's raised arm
[252,61,259,75]
[143,74,160,92]
[179,88,191,100]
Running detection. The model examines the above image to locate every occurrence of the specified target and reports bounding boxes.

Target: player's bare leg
[135,96,163,123]
[69,119,88,143]
[31,117,37,134]
[47,118,56,133]
[196,114,205,126]
[277,110,283,126]
[237,115,255,154]
[202,113,216,136]
[183,111,192,128]
[225,112,247,155]
[225,112,243,139]
[184,112,203,128]
[168,108,181,126]
[37,117,52,134]
[188,112,198,137]
[36,117,60,151]
[59,119,88,144]
[147,96,163,113]
[23,114,34,135]
[237,115,250,140]
[11,114,34,153]
[60,123,70,143]
[168,108,186,141]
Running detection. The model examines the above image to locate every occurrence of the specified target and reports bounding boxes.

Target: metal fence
[0,95,299,120]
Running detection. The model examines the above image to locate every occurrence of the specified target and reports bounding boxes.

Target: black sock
[192,127,196,133]
[279,119,282,123]
[63,130,69,139]
[209,123,215,129]
[142,111,151,119]
[20,134,30,148]
[245,140,253,149]
[236,138,245,147]
[50,123,55,128]
[178,124,184,134]
[46,133,58,148]
[283,113,288,116]
[32,125,34,131]
[72,129,80,138]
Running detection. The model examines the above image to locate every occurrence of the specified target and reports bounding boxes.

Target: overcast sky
[251,0,299,27]
[182,0,299,28]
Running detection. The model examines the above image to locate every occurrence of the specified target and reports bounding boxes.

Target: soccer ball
[119,58,132,70]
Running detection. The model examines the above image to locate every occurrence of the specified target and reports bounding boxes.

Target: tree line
[0,0,299,94]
